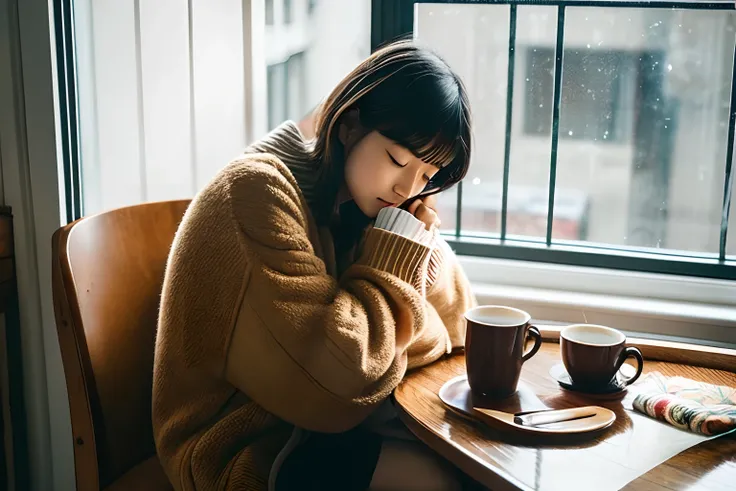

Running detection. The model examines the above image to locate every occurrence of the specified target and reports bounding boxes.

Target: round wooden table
[393,335,736,491]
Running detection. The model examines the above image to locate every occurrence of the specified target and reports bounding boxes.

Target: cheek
[344,146,389,197]
[343,154,370,197]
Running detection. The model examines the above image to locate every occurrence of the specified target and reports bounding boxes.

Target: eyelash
[387,151,432,182]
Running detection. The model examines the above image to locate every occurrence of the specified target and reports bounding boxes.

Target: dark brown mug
[464,305,542,399]
[560,324,644,388]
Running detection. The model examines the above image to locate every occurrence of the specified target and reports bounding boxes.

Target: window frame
[371,0,736,281]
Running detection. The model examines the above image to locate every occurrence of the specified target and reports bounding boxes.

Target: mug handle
[522,325,542,362]
[615,346,644,386]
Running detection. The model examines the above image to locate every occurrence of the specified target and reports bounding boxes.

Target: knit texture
[152,122,476,490]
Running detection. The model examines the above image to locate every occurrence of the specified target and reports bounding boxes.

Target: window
[60,0,736,285]
[396,1,736,280]
[69,0,371,216]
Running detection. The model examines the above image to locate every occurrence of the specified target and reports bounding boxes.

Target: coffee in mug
[464,305,542,399]
[560,324,644,389]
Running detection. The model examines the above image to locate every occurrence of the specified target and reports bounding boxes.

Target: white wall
[0,0,65,488]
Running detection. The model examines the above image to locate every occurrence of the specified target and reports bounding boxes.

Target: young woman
[152,39,476,490]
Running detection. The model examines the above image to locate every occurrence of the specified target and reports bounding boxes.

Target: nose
[392,184,408,201]
[392,171,423,201]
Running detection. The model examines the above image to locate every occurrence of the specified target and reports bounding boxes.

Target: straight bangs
[376,105,471,196]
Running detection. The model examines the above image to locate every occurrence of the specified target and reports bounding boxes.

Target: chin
[357,200,381,219]
[366,208,381,219]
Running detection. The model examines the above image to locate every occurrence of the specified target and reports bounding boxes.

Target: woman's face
[343,130,441,218]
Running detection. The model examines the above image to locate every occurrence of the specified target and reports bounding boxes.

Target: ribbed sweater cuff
[358,228,432,286]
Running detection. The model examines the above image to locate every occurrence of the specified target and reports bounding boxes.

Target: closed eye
[386,150,406,168]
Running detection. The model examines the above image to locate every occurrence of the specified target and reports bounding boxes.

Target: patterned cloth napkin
[631,371,736,436]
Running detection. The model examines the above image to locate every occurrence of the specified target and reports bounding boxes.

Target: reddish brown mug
[560,324,644,389]
[464,305,542,399]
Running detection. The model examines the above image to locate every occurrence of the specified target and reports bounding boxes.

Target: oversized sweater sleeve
[222,156,434,433]
[403,237,476,369]
[426,237,477,348]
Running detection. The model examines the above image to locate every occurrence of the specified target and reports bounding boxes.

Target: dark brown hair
[307,39,472,223]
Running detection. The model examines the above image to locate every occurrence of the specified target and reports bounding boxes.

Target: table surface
[394,342,736,491]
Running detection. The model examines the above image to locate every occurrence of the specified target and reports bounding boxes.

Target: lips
[377,198,397,207]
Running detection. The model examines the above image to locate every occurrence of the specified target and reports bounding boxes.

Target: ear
[338,109,361,147]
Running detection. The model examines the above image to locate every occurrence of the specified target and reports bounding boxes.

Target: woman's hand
[407,195,441,231]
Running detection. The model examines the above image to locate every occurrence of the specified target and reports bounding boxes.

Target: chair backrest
[52,200,191,490]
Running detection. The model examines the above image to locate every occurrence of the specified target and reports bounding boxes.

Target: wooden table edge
[393,395,533,491]
[395,330,736,490]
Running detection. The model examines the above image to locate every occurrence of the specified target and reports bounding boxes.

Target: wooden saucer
[438,375,616,435]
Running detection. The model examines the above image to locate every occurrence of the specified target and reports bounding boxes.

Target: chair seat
[103,456,173,491]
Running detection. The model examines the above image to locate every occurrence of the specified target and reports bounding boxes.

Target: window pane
[509,6,558,240]
[417,4,736,254]
[74,0,249,215]
[74,0,370,216]
[436,187,458,234]
[553,8,735,254]
[265,0,371,131]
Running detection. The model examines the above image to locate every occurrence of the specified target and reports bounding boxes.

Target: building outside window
[266,0,274,25]
[524,47,636,144]
[264,0,370,131]
[284,0,293,24]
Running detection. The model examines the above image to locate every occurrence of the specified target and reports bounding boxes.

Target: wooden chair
[51,200,191,491]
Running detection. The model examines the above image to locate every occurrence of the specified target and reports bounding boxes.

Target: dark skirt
[274,427,383,491]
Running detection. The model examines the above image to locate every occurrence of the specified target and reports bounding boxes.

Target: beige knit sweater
[152,123,475,490]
